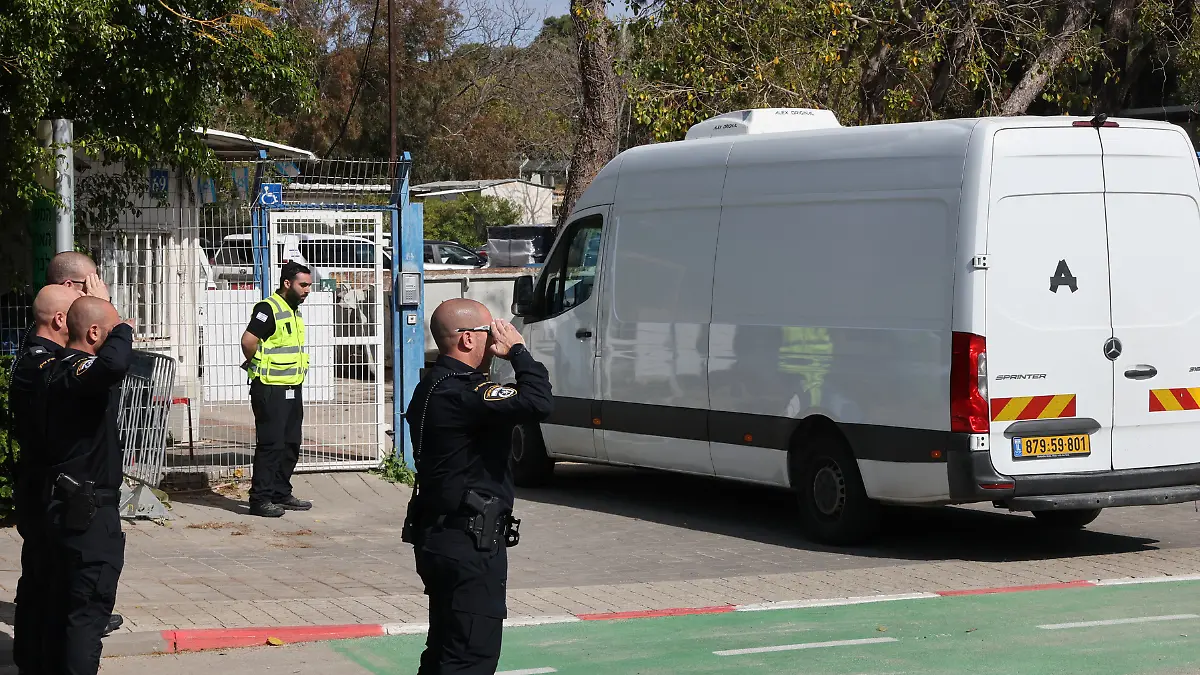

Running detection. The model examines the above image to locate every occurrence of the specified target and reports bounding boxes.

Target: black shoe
[103,614,123,637]
[275,496,312,511]
[249,502,286,518]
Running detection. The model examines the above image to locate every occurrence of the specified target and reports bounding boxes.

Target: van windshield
[215,242,254,266]
[299,241,375,266]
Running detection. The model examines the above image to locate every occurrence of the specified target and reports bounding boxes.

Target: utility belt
[51,474,119,531]
[403,489,521,552]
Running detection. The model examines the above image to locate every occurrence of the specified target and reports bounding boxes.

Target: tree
[422,193,522,246]
[558,0,621,227]
[622,0,1199,141]
[0,0,316,289]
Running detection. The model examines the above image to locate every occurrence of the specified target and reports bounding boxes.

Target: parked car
[212,233,393,288]
[424,240,486,269]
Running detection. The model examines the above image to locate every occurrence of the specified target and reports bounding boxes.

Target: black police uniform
[403,344,553,675]
[9,334,61,674]
[41,323,133,675]
[243,300,304,509]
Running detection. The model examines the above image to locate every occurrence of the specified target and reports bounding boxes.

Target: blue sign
[149,168,169,200]
[257,182,283,207]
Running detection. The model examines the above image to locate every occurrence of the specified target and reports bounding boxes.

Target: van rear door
[985,127,1114,477]
[1102,126,1200,470]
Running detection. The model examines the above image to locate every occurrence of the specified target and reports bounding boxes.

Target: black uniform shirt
[404,344,554,517]
[9,335,61,512]
[10,335,61,452]
[43,323,134,490]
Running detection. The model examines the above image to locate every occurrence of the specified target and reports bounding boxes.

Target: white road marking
[737,593,939,612]
[497,669,557,675]
[383,622,430,635]
[504,615,580,627]
[1038,614,1199,630]
[1094,574,1200,587]
[714,637,899,656]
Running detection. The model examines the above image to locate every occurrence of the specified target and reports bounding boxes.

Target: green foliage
[421,193,522,248]
[0,0,317,287]
[0,356,17,520]
[623,0,1197,141]
[374,449,416,486]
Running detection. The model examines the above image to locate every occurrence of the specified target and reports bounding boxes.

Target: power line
[325,0,383,157]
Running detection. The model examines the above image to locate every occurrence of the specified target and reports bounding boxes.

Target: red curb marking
[936,580,1095,597]
[165,624,386,652]
[578,605,736,621]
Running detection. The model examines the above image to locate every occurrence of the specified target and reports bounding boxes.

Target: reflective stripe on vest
[251,292,308,386]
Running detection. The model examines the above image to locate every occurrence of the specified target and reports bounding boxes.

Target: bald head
[47,251,96,287]
[430,299,493,367]
[32,284,80,346]
[67,296,120,354]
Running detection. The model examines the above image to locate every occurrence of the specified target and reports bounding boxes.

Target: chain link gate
[185,159,403,478]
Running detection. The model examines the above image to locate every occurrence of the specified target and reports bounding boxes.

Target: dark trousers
[249,380,303,505]
[14,513,49,675]
[414,530,507,675]
[44,506,125,675]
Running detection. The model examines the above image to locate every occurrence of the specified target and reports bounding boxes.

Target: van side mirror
[511,275,535,317]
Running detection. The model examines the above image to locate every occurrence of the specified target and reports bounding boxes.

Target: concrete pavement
[0,464,1198,655]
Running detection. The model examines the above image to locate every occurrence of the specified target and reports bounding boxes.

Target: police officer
[403,298,553,675]
[42,296,134,675]
[9,285,79,675]
[240,262,313,517]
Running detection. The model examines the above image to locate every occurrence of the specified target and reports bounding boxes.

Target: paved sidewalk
[0,466,1198,635]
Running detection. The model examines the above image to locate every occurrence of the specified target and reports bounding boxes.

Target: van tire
[794,432,881,546]
[1032,508,1103,529]
[511,424,554,487]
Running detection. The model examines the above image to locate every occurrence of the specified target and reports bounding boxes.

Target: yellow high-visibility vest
[250,293,308,386]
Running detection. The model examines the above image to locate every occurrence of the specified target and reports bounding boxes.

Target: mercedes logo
[1104,337,1123,361]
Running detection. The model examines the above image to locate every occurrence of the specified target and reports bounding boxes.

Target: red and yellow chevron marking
[1149,388,1200,412]
[990,394,1077,422]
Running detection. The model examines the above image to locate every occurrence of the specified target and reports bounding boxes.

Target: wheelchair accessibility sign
[257,182,283,207]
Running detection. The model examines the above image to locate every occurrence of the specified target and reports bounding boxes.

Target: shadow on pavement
[161,472,250,515]
[518,463,1159,563]
[0,601,15,667]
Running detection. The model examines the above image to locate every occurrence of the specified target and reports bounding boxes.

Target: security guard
[42,296,133,675]
[402,298,553,675]
[240,262,313,517]
[9,285,78,674]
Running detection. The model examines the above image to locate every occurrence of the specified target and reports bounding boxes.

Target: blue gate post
[249,151,271,295]
[392,152,425,469]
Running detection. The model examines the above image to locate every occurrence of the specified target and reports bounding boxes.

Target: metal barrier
[118,350,176,488]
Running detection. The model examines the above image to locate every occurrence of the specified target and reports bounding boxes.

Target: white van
[496,108,1200,545]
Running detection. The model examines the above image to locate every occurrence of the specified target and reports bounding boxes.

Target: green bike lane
[333,581,1200,674]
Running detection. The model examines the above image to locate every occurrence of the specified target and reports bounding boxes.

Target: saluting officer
[240,261,313,518]
[9,285,79,675]
[42,296,134,675]
[403,298,553,675]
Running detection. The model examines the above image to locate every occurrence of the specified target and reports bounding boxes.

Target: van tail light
[951,332,990,434]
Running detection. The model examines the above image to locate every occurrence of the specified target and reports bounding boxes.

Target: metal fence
[1,158,405,484]
[118,351,176,487]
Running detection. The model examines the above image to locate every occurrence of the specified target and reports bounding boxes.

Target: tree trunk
[558,0,620,229]
[1092,0,1137,114]
[1001,0,1094,116]
[858,40,893,124]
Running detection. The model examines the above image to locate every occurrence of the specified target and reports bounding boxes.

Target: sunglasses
[456,325,492,334]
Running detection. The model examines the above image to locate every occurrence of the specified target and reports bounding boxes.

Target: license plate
[1012,434,1091,459]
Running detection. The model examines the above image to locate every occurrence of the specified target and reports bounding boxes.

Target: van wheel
[1032,508,1103,529]
[511,424,554,488]
[794,432,881,546]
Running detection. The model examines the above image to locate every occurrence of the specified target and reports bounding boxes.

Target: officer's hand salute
[403,299,553,675]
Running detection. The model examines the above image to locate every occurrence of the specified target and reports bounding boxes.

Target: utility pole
[388,0,397,163]
[52,119,75,253]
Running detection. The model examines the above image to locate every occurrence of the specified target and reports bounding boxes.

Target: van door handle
[1124,365,1158,380]
[576,328,593,340]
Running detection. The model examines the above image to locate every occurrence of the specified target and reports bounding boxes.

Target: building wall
[484,182,555,224]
